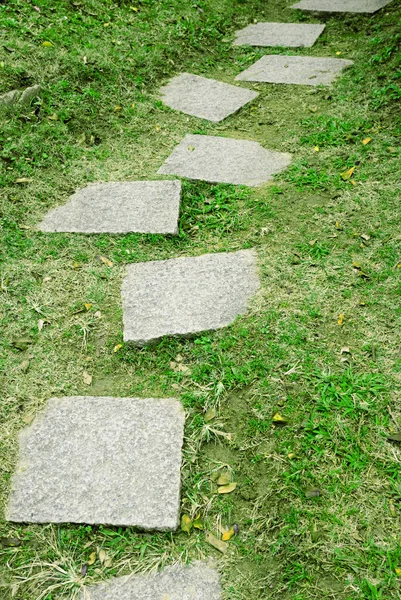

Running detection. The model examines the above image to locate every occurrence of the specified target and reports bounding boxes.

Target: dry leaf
[341,166,355,180]
[218,482,237,494]
[337,314,345,326]
[217,474,231,486]
[73,262,81,269]
[104,558,113,568]
[88,552,96,565]
[113,344,123,353]
[205,532,228,554]
[288,452,296,459]
[98,549,107,564]
[99,256,113,267]
[387,433,401,442]
[38,319,45,331]
[12,338,33,351]
[361,233,370,241]
[340,347,350,354]
[84,303,92,311]
[204,407,216,422]
[15,178,33,184]
[362,137,371,145]
[272,413,288,424]
[390,499,396,516]
[1,537,21,547]
[20,359,30,373]
[193,514,204,530]
[181,514,192,534]
[222,527,235,541]
[94,311,101,318]
[83,371,92,386]
[81,564,88,577]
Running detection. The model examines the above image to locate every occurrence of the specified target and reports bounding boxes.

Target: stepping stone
[235,55,353,87]
[38,180,181,234]
[6,397,184,529]
[80,563,221,600]
[160,72,258,122]
[233,22,326,48]
[122,249,260,346]
[291,0,393,12]
[157,134,291,187]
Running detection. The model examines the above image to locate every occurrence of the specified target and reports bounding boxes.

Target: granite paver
[235,55,353,86]
[157,134,291,186]
[6,397,184,529]
[38,180,182,234]
[122,249,260,346]
[80,563,221,600]
[291,0,393,12]
[160,72,258,122]
[233,22,325,48]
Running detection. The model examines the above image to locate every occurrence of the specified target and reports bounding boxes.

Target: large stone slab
[160,72,258,122]
[235,55,353,87]
[38,180,181,234]
[80,563,221,600]
[6,397,184,529]
[291,0,393,12]
[233,22,325,48]
[157,134,291,186]
[122,250,260,346]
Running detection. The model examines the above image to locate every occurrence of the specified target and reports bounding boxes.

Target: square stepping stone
[38,180,182,234]
[233,22,326,48]
[291,0,393,12]
[160,72,258,122]
[80,563,221,600]
[157,134,291,186]
[235,55,353,87]
[122,250,260,346]
[6,397,184,529]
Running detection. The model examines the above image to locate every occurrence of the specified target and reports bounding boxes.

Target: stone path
[236,55,354,86]
[291,0,393,12]
[6,397,184,529]
[158,134,292,186]
[79,563,221,600]
[38,180,181,234]
[121,249,260,346]
[233,22,325,48]
[160,72,258,122]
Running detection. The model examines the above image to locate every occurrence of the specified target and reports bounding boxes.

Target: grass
[1,0,401,598]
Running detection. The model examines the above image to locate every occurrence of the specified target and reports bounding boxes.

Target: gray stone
[0,89,21,106]
[6,396,184,529]
[80,563,221,600]
[38,181,182,234]
[233,22,325,48]
[292,0,393,12]
[19,84,41,105]
[122,250,260,346]
[160,72,258,122]
[235,55,353,87]
[157,134,291,186]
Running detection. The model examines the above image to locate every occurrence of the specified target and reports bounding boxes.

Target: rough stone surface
[19,84,41,105]
[122,250,260,346]
[291,0,393,12]
[38,181,182,234]
[80,563,221,600]
[233,22,325,48]
[6,397,184,529]
[0,89,21,106]
[236,55,353,86]
[160,72,258,122]
[157,134,291,186]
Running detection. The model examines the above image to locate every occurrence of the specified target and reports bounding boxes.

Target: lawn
[1,0,401,598]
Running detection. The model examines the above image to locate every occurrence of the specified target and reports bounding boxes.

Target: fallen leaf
[104,557,113,568]
[84,303,92,311]
[48,113,58,121]
[390,499,396,516]
[94,311,102,318]
[20,359,30,373]
[73,262,81,269]
[217,474,231,486]
[41,41,54,47]
[15,178,33,184]
[98,549,107,564]
[337,314,345,326]
[395,567,401,576]
[103,22,111,27]
[222,527,235,541]
[272,413,288,424]
[218,482,237,494]
[193,514,204,530]
[181,514,193,534]
[335,222,343,230]
[83,371,92,386]
[38,319,45,331]
[155,124,161,132]
[1,537,21,547]
[81,564,88,577]
[205,532,228,554]
[113,344,123,353]
[88,552,96,565]
[114,105,121,111]
[362,137,371,145]
[314,146,319,152]
[340,346,350,354]
[288,452,296,459]
[336,51,341,55]
[361,233,370,241]
[98,255,113,267]
[305,488,321,498]
[204,407,216,422]
[341,166,355,180]
[387,433,401,442]
[11,338,33,351]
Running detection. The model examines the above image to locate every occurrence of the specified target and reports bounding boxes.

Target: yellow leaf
[341,166,355,180]
[217,474,231,486]
[338,313,345,326]
[181,514,193,534]
[222,527,235,541]
[104,22,111,27]
[395,567,401,576]
[272,413,287,423]
[193,514,204,530]
[99,255,113,267]
[83,371,92,386]
[155,124,161,132]
[114,105,121,111]
[336,51,341,55]
[113,344,123,353]
[73,262,81,269]
[350,179,356,186]
[15,178,33,184]
[130,6,139,11]
[314,146,319,152]
[390,499,396,517]
[98,549,107,564]
[204,407,216,422]
[288,452,296,459]
[42,41,54,47]
[218,482,237,494]
[88,552,96,565]
[84,303,92,311]
[362,137,371,145]
[131,103,135,109]
[48,113,58,121]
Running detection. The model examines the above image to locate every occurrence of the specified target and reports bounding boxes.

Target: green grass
[1,0,401,598]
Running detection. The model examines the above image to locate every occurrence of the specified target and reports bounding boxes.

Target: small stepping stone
[38,180,181,234]
[80,563,221,600]
[6,397,184,529]
[233,22,326,48]
[160,72,258,122]
[157,134,291,186]
[235,55,353,87]
[122,249,260,346]
[291,0,393,12]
